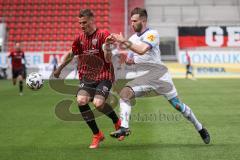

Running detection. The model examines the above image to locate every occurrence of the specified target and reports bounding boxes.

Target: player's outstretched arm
[112,33,151,55]
[53,50,74,78]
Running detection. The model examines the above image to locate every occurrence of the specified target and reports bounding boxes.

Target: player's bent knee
[18,75,23,81]
[77,96,90,106]
[93,96,105,108]
[93,100,104,108]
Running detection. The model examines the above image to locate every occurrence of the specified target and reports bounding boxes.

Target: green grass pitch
[0,79,240,160]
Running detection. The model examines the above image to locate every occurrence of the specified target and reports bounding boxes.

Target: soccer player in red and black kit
[54,9,121,149]
[8,42,27,96]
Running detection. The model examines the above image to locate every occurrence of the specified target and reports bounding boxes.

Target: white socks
[182,104,203,131]
[119,98,132,128]
[119,97,203,131]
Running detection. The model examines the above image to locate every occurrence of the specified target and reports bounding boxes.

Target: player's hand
[112,32,126,43]
[105,34,115,44]
[53,69,61,78]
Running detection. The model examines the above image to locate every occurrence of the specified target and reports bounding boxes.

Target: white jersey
[128,28,162,64]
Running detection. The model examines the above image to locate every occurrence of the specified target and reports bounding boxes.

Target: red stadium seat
[38,22,45,28]
[8,34,14,41]
[8,23,15,28]
[8,28,15,35]
[7,42,15,50]
[5,0,111,52]
[103,16,109,21]
[22,17,30,22]
[11,4,18,10]
[25,10,32,16]
[32,5,39,11]
[15,35,21,41]
[58,34,64,41]
[31,16,38,22]
[15,28,22,35]
[31,22,37,28]
[44,35,51,41]
[61,4,67,10]
[44,42,51,50]
[37,34,44,41]
[22,29,29,35]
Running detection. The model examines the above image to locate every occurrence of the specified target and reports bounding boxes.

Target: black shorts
[186,64,192,73]
[76,78,112,99]
[12,68,24,79]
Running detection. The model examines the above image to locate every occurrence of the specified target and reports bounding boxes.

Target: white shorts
[126,64,178,100]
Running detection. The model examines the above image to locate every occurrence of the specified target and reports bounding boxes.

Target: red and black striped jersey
[72,28,114,82]
[8,50,25,70]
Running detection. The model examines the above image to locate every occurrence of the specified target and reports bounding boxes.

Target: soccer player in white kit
[107,7,210,144]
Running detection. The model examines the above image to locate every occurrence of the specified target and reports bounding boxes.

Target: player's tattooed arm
[53,50,74,78]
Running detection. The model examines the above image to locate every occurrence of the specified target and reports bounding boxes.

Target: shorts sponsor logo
[79,83,84,88]
[102,86,109,92]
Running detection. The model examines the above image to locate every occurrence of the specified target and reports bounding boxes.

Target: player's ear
[142,17,147,23]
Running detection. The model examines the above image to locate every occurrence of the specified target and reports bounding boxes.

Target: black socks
[19,81,23,93]
[97,103,119,124]
[78,104,99,134]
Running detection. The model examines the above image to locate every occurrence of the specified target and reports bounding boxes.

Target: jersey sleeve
[142,30,159,48]
[72,36,82,55]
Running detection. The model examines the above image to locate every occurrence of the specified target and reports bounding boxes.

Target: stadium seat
[4,0,111,51]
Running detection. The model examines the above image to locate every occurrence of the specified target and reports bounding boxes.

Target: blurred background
[1,1,240,159]
[0,0,240,79]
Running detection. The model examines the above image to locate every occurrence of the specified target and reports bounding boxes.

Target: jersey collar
[86,28,98,37]
[137,28,149,37]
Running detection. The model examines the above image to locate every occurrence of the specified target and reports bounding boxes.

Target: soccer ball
[26,72,44,90]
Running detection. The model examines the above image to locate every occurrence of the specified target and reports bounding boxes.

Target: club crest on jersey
[92,39,98,46]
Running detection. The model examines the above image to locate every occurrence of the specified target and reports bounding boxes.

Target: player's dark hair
[79,9,94,18]
[131,7,148,19]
